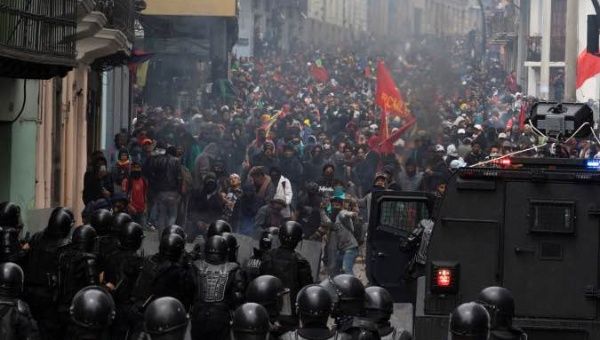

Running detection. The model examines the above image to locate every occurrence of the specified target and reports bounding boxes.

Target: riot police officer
[0,262,40,340]
[143,297,189,340]
[90,209,115,271]
[365,286,411,340]
[243,230,274,282]
[221,232,240,263]
[261,221,313,302]
[131,234,194,337]
[57,225,100,336]
[246,275,291,337]
[24,206,73,339]
[190,219,232,260]
[232,303,271,340]
[320,274,380,340]
[104,222,145,340]
[67,286,116,340]
[191,235,245,340]
[449,302,490,340]
[477,287,526,340]
[0,202,26,265]
[281,284,336,340]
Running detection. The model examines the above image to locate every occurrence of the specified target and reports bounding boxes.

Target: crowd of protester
[80,35,559,278]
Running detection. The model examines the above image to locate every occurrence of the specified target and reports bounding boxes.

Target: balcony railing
[95,0,134,42]
[487,11,517,37]
[0,0,77,64]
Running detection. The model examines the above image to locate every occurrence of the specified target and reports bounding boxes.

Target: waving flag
[375,61,415,152]
[577,50,600,88]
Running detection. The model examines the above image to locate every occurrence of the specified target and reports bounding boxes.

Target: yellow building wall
[144,0,236,16]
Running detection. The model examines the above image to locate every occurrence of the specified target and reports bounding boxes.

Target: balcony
[0,0,77,79]
[487,9,518,43]
[95,0,134,43]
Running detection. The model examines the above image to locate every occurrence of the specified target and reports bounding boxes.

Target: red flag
[518,102,528,130]
[375,61,410,118]
[310,64,329,83]
[577,50,600,88]
[375,61,414,153]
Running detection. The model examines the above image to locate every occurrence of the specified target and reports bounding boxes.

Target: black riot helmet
[449,302,490,340]
[112,212,133,234]
[159,234,185,262]
[144,297,189,340]
[477,286,515,329]
[90,209,113,236]
[221,232,239,262]
[279,221,303,249]
[232,303,270,340]
[0,202,23,229]
[204,235,228,264]
[161,224,186,241]
[46,207,75,237]
[364,286,394,323]
[320,274,366,318]
[70,286,116,331]
[0,262,24,298]
[119,222,144,251]
[296,284,332,327]
[206,219,232,238]
[72,225,98,252]
[246,275,290,318]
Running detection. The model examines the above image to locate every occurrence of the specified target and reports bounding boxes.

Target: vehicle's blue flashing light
[586,160,600,169]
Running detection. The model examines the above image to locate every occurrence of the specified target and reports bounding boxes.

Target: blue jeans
[340,247,359,275]
[155,191,181,231]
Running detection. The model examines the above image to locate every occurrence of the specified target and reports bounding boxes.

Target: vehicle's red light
[436,268,452,287]
[500,158,511,167]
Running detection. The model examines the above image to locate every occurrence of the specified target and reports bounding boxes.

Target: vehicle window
[378,200,430,234]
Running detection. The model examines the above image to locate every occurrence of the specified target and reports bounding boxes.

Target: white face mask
[323,144,331,150]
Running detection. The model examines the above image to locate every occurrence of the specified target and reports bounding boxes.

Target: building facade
[518,0,597,103]
[0,0,137,228]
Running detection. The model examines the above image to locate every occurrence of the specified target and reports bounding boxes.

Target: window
[378,200,430,234]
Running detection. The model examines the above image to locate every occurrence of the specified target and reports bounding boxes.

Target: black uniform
[23,207,73,340]
[105,222,145,340]
[281,284,337,340]
[57,226,100,337]
[191,235,245,340]
[130,234,194,338]
[0,262,40,340]
[0,202,26,265]
[242,231,273,282]
[320,275,380,340]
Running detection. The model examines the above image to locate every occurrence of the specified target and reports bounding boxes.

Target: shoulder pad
[16,299,30,315]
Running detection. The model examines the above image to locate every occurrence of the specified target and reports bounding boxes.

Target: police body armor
[57,250,99,308]
[194,260,239,304]
[132,255,166,305]
[105,249,142,305]
[25,232,66,289]
[0,298,36,340]
[261,248,300,295]
[243,249,264,282]
[95,235,120,269]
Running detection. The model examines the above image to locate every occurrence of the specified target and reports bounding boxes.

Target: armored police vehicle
[367,102,600,339]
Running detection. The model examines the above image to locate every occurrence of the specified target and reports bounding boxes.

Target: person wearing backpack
[122,162,149,229]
